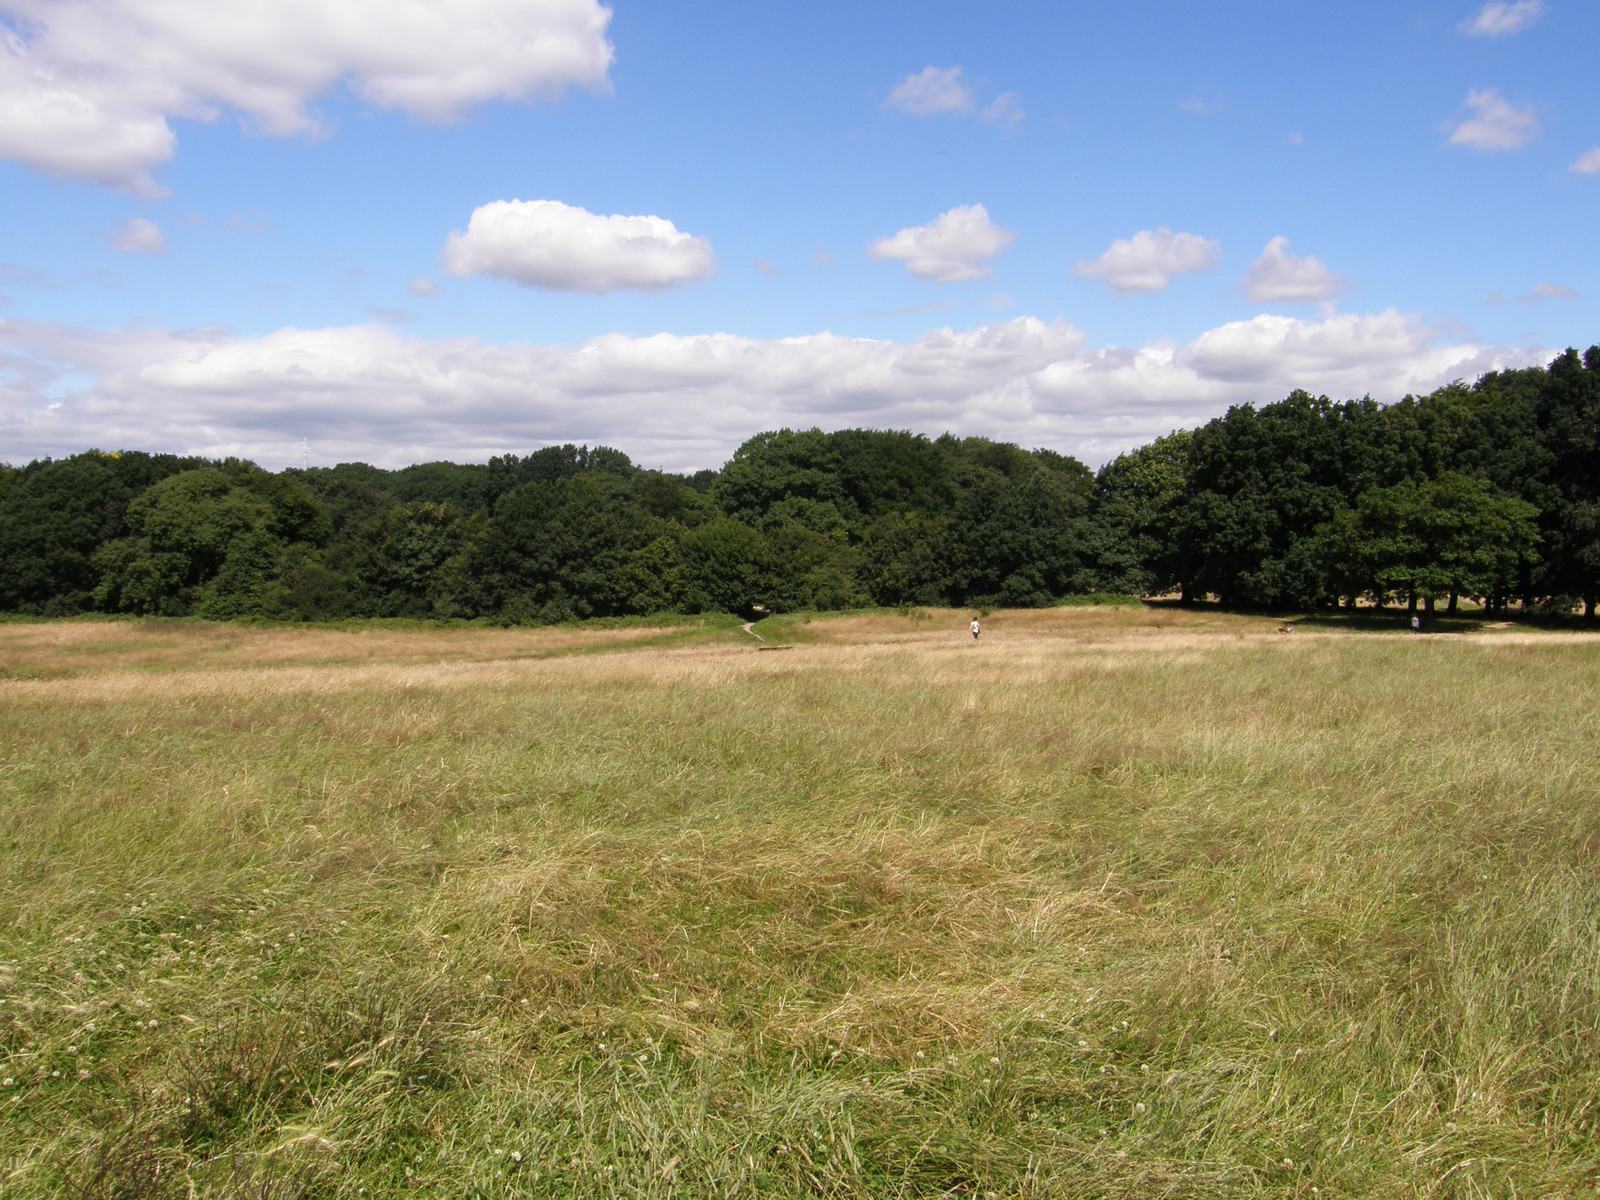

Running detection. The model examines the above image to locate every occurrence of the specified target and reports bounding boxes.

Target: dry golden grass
[0,613,735,678]
[1,608,1598,1198]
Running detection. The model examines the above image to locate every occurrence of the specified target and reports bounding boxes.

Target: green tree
[95,465,327,617]
[0,451,201,612]
[1172,392,1390,606]
[345,501,468,618]
[860,511,950,606]
[471,473,669,620]
[1086,430,1193,596]
[1313,473,1539,613]
[1533,347,1600,616]
[679,518,778,615]
[942,456,1091,606]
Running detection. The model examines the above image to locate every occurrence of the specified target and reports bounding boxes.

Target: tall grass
[1,612,1597,1197]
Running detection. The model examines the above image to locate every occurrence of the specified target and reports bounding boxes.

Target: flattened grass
[1,611,1598,1197]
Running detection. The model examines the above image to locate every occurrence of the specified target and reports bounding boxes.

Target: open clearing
[2,607,1598,1198]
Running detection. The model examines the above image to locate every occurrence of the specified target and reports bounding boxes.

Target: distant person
[1411,613,1422,634]
[970,618,981,640]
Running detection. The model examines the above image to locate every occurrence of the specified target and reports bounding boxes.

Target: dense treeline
[2,347,1596,621]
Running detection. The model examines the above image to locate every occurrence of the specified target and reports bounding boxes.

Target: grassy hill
[2,609,1597,1197]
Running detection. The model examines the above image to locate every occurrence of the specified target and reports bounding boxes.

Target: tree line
[2,346,1595,622]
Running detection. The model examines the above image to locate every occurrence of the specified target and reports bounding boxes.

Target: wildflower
[989,1056,1000,1065]
[1134,1102,1146,1113]
[510,1151,522,1163]
[915,1051,925,1059]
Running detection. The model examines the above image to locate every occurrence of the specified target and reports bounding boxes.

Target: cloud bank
[440,200,717,293]
[0,0,614,193]
[0,311,1546,473]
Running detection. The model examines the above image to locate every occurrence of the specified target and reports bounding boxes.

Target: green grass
[1,612,1598,1197]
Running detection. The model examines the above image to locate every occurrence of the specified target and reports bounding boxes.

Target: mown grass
[1,610,1598,1198]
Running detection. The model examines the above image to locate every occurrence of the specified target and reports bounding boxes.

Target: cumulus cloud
[1239,237,1349,304]
[1443,88,1540,151]
[1460,0,1544,36]
[885,66,974,116]
[0,0,613,193]
[884,66,1022,126]
[108,217,166,254]
[1569,147,1600,175]
[1074,227,1220,295]
[982,92,1024,128]
[440,200,717,293]
[0,310,1546,473]
[1498,282,1578,305]
[868,204,1015,284]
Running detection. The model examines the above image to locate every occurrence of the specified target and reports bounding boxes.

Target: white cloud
[1074,227,1220,295]
[885,66,974,116]
[1515,282,1578,305]
[1177,95,1222,116]
[108,217,166,254]
[1443,88,1540,151]
[0,311,1546,473]
[868,204,1015,284]
[1239,237,1349,304]
[885,66,1022,126]
[981,92,1024,128]
[1569,147,1600,175]
[0,0,613,193]
[439,200,717,293]
[408,276,444,297]
[1460,0,1544,36]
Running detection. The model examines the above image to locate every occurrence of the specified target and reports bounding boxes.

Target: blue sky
[1,0,1595,472]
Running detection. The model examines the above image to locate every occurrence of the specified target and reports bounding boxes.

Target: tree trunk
[1407,590,1418,614]
[1424,595,1435,617]
[1586,596,1595,620]
[1447,592,1458,615]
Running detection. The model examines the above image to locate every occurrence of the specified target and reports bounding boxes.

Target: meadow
[1,607,1597,1198]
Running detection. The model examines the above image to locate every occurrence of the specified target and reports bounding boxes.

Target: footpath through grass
[1,610,1598,1198]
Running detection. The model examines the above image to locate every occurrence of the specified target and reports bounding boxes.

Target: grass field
[2,607,1598,1198]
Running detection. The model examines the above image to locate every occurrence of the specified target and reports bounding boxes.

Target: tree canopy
[1,347,1594,621]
